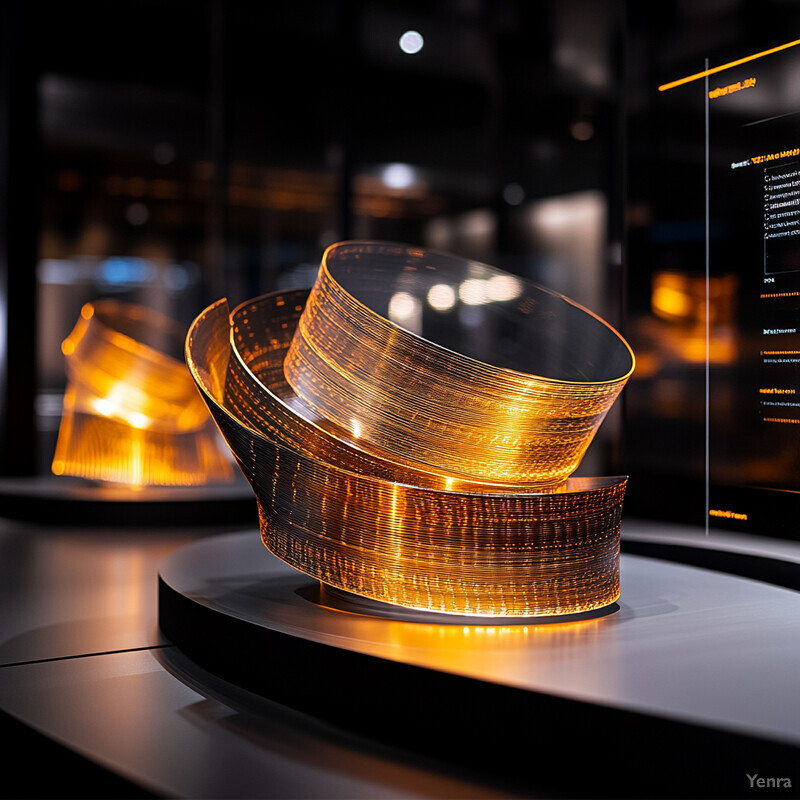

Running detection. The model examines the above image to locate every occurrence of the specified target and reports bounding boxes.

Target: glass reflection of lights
[398,30,424,55]
[487,274,523,302]
[427,283,456,311]
[458,278,490,305]
[388,291,422,324]
[381,163,416,190]
[99,256,155,287]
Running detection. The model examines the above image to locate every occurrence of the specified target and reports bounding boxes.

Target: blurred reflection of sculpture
[53,300,234,487]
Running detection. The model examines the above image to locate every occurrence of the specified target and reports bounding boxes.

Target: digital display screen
[663,41,800,537]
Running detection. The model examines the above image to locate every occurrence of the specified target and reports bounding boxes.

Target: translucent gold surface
[226,292,557,494]
[284,241,635,486]
[53,301,234,486]
[186,290,627,617]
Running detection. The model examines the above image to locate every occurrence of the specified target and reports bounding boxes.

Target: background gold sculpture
[54,300,233,487]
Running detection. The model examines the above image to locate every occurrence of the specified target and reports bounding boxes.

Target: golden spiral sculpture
[186,246,634,618]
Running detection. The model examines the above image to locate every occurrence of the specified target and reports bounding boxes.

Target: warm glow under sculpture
[53,300,234,486]
[186,242,635,617]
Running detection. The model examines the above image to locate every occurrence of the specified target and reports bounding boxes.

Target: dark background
[3,0,800,532]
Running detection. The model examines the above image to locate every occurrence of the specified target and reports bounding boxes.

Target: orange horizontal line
[658,39,800,92]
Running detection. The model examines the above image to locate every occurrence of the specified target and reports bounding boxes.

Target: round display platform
[158,530,800,799]
[0,475,256,526]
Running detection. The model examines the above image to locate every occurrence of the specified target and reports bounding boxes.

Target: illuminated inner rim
[284,241,635,486]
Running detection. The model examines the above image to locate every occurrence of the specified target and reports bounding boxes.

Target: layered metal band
[186,289,627,617]
[227,291,551,493]
[284,242,635,487]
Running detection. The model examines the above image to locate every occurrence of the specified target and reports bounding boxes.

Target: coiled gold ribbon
[53,300,234,486]
[186,287,628,617]
[284,242,634,487]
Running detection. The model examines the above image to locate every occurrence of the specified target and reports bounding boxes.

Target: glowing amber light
[649,271,738,365]
[284,241,635,487]
[53,300,234,487]
[658,38,800,91]
[185,289,628,617]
